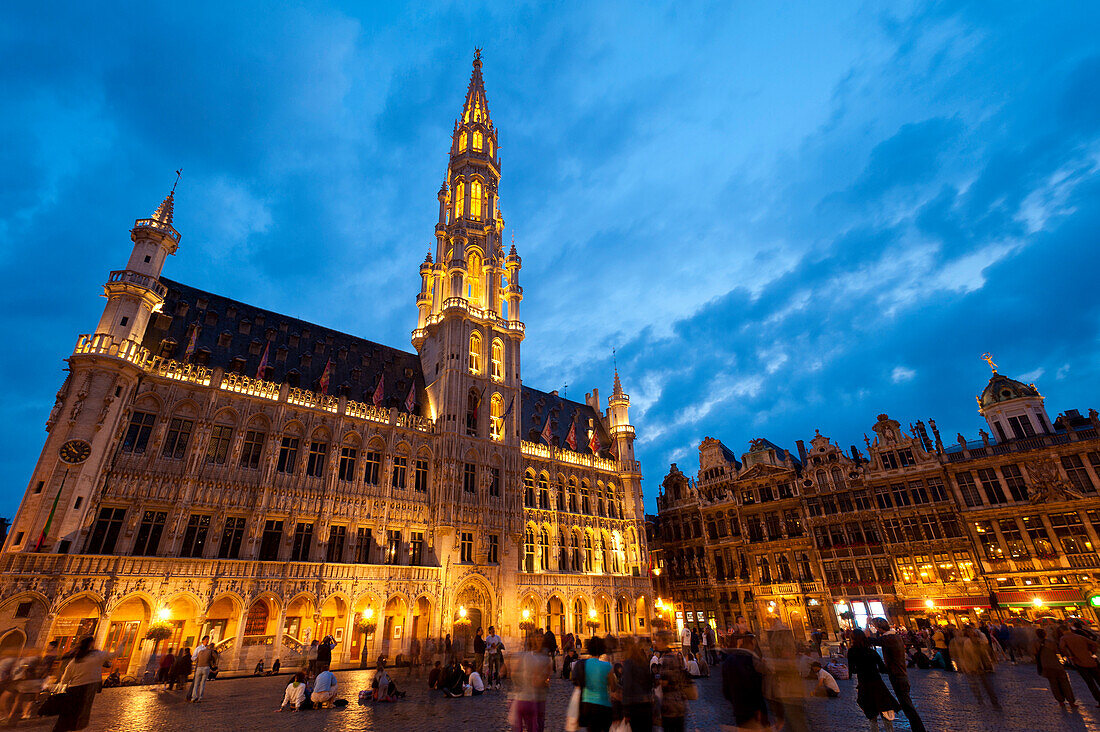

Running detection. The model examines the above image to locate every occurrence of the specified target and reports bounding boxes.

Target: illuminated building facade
[652,367,1100,638]
[0,53,651,673]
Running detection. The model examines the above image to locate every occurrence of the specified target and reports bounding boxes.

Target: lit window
[488,138,494,156]
[491,339,504,381]
[469,332,482,374]
[470,180,483,220]
[473,130,483,151]
[455,180,464,219]
[459,130,468,151]
[490,393,504,441]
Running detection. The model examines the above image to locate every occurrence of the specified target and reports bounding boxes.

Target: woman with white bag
[567,636,617,732]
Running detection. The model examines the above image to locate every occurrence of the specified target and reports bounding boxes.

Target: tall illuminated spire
[460,48,493,129]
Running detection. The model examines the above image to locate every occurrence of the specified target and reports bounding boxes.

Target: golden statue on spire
[981,352,998,373]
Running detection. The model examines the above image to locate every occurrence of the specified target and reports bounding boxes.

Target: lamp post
[586,607,600,637]
[357,607,376,669]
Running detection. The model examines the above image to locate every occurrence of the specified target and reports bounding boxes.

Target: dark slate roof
[747,438,802,469]
[144,279,427,413]
[520,385,613,458]
[716,440,742,469]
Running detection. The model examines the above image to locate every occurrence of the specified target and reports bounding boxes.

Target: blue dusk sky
[2,2,1099,517]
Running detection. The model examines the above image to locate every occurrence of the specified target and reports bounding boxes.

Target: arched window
[596,483,605,517]
[524,471,536,508]
[523,528,535,573]
[616,598,631,633]
[558,530,567,570]
[601,532,612,573]
[538,474,550,509]
[470,180,483,220]
[759,557,772,584]
[601,600,612,633]
[539,528,550,571]
[490,393,504,441]
[568,478,579,513]
[581,481,591,514]
[467,251,482,301]
[488,138,494,157]
[459,130,468,151]
[491,339,504,381]
[815,469,826,490]
[573,598,587,636]
[244,602,269,636]
[454,180,465,219]
[466,388,480,437]
[472,130,483,151]
[583,533,593,572]
[799,553,814,581]
[830,467,844,490]
[469,332,482,374]
[571,530,582,571]
[555,476,565,511]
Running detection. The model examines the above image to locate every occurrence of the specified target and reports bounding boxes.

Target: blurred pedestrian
[53,637,111,732]
[952,627,1000,708]
[168,646,191,691]
[619,640,655,732]
[575,636,615,732]
[1059,625,1100,705]
[473,628,485,673]
[1036,627,1076,711]
[871,617,926,732]
[512,634,551,731]
[848,629,900,731]
[721,635,770,731]
[659,653,693,732]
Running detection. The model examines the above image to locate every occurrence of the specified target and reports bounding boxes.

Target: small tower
[93,190,180,344]
[977,361,1052,441]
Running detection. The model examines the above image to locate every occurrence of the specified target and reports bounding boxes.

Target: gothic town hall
[0,53,653,675]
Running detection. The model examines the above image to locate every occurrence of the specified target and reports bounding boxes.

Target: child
[810,661,840,698]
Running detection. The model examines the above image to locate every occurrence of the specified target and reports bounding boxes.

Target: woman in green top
[574,636,616,732]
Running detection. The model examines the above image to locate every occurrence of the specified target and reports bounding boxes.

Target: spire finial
[152,191,175,225]
[981,352,998,374]
[171,168,182,193]
[612,348,624,396]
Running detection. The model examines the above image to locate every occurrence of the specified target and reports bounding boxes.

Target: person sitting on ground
[909,647,931,669]
[685,653,702,678]
[697,651,710,678]
[465,661,487,696]
[811,661,841,698]
[824,656,849,680]
[277,672,308,711]
[370,660,405,701]
[310,664,338,708]
[428,660,444,689]
[270,658,280,675]
[254,659,265,676]
[442,661,469,697]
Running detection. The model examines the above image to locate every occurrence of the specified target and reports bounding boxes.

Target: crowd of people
[4,612,1100,730]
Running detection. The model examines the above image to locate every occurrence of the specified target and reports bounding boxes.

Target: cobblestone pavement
[12,662,1100,731]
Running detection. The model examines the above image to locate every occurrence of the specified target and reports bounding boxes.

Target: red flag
[405,383,416,413]
[540,416,553,445]
[255,341,270,380]
[566,420,577,451]
[318,358,333,395]
[588,428,601,454]
[608,438,619,460]
[372,373,385,407]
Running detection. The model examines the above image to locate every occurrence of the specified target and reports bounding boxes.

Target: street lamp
[924,599,934,609]
[157,607,171,621]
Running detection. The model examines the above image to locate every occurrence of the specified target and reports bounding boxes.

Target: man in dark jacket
[872,618,926,732]
[721,636,770,729]
[543,629,558,671]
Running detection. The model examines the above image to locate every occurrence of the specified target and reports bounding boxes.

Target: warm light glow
[459,130,468,151]
[455,180,465,218]
[473,130,483,151]
[522,608,530,620]
[470,180,483,219]
[924,599,934,609]
[588,608,597,620]
[1033,597,1043,608]
[653,567,661,577]
[364,607,374,620]
[459,605,467,619]
[157,607,171,621]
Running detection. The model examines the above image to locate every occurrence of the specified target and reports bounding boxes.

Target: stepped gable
[143,278,426,412]
[521,384,612,456]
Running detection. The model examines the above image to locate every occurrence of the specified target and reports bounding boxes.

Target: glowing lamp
[522,609,530,620]
[589,608,597,620]
[1032,597,1043,608]
[924,600,934,609]
[364,607,375,620]
[157,607,171,621]
[459,605,468,619]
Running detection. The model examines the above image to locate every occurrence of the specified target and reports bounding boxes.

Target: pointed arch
[490,393,504,441]
[459,130,468,151]
[469,331,482,374]
[470,179,483,220]
[454,179,465,219]
[491,338,504,382]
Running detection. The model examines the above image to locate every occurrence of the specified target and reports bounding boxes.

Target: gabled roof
[145,279,427,412]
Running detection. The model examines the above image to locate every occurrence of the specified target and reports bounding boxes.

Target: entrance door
[105,621,140,674]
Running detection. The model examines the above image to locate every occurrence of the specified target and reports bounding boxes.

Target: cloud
[891,366,916,384]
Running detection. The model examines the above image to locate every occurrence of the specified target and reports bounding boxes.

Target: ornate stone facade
[651,368,1100,638]
[0,53,652,673]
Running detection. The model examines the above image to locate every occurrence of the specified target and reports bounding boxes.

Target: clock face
[59,439,92,465]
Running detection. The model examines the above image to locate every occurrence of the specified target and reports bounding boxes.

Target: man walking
[872,617,926,732]
[189,636,216,703]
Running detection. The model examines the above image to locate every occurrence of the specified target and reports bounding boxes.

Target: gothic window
[180,514,210,558]
[414,457,429,492]
[454,180,465,219]
[218,517,246,559]
[259,520,283,561]
[538,474,550,509]
[240,430,266,470]
[581,481,591,514]
[830,467,844,490]
[469,332,482,374]
[161,417,193,459]
[464,463,477,493]
[205,425,233,465]
[489,466,500,497]
[338,446,358,481]
[491,339,504,381]
[460,532,474,562]
[524,471,536,508]
[290,522,313,562]
[306,440,328,478]
[364,449,382,484]
[490,393,504,441]
[466,389,480,437]
[327,525,347,563]
[616,598,631,634]
[523,528,535,572]
[487,137,494,157]
[583,532,593,572]
[392,454,407,489]
[571,530,582,571]
[758,557,772,584]
[568,478,579,513]
[539,528,550,570]
[470,180,483,220]
[467,252,482,300]
[777,554,793,582]
[558,530,568,570]
[132,510,167,556]
[472,130,483,151]
[122,411,156,454]
[459,130,468,151]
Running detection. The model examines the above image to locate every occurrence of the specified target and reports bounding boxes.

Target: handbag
[38,689,69,717]
[683,679,699,701]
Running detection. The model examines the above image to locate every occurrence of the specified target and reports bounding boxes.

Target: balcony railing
[107,269,168,298]
[132,216,181,244]
[521,441,621,472]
